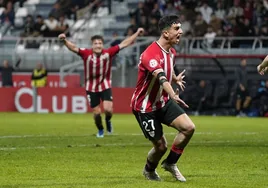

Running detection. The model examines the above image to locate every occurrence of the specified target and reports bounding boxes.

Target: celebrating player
[131,15,195,181]
[59,28,144,137]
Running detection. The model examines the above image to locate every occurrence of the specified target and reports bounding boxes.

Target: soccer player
[235,58,251,116]
[58,28,144,137]
[257,55,268,75]
[131,15,195,182]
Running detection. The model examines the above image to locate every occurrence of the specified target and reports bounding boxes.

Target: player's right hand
[58,33,66,41]
[257,64,267,75]
[172,89,189,108]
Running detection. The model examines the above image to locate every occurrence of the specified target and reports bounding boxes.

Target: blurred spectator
[144,0,155,11]
[0,60,14,87]
[33,15,46,37]
[214,1,226,20]
[110,32,121,47]
[227,0,243,19]
[179,4,196,23]
[235,58,251,116]
[139,15,149,35]
[57,0,72,17]
[147,17,159,36]
[164,2,178,16]
[0,1,14,25]
[239,18,255,47]
[31,63,47,88]
[179,14,191,36]
[55,15,70,37]
[69,0,89,20]
[193,13,208,36]
[43,14,58,37]
[49,2,64,20]
[0,0,4,7]
[195,1,213,24]
[203,25,217,48]
[243,1,253,20]
[125,18,138,36]
[150,3,162,20]
[20,14,35,37]
[259,24,268,47]
[209,13,222,33]
[240,18,255,37]
[129,2,149,26]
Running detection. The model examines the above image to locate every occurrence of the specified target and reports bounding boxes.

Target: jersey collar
[155,41,170,54]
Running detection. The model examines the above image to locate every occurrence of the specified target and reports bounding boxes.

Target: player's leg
[242,90,251,114]
[87,91,104,137]
[161,100,195,182]
[235,88,243,116]
[133,110,166,181]
[101,89,113,134]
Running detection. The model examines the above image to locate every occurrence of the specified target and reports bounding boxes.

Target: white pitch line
[1,140,267,151]
[0,132,258,139]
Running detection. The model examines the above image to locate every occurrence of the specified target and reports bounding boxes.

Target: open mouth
[176,36,181,43]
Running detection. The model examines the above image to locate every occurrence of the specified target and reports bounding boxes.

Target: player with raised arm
[131,15,195,181]
[59,28,144,137]
[257,55,268,75]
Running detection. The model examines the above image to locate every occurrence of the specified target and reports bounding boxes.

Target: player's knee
[156,142,167,153]
[185,122,195,136]
[104,108,113,115]
[93,106,101,114]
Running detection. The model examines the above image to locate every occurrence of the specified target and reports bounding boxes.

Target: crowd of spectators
[0,0,102,38]
[127,0,268,47]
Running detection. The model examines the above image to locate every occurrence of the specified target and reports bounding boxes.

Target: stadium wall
[0,87,134,113]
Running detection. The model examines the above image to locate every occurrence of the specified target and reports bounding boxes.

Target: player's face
[167,23,183,45]
[92,39,104,54]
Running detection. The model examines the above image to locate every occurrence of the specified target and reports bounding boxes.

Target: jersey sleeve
[107,45,120,57]
[78,48,91,60]
[141,53,162,73]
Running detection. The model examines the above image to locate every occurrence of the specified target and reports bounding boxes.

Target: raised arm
[257,55,268,75]
[58,33,79,53]
[118,28,144,49]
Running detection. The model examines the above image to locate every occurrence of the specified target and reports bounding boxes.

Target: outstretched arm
[118,28,144,49]
[58,33,79,53]
[257,55,268,75]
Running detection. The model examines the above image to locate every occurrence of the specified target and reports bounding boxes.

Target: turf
[0,113,268,188]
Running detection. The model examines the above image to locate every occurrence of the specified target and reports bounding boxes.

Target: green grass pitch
[0,113,268,188]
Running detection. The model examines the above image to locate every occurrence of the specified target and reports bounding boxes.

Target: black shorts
[236,88,249,99]
[133,99,185,141]
[86,89,113,108]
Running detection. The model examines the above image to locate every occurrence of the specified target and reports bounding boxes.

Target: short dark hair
[91,35,104,43]
[158,15,180,32]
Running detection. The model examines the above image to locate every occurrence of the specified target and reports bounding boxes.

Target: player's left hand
[176,69,186,91]
[257,65,266,75]
[172,89,189,108]
[137,28,145,35]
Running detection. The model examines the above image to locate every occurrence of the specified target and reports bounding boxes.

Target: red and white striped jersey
[131,42,176,113]
[78,45,120,92]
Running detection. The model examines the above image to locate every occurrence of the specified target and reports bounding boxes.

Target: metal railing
[0,36,268,69]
